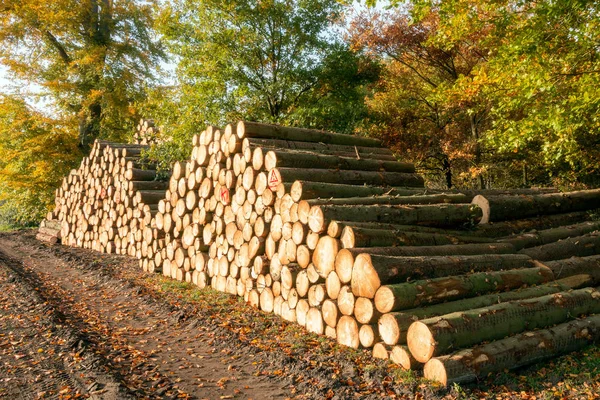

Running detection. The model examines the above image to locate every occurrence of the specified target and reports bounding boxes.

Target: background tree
[0,0,165,147]
[144,0,378,157]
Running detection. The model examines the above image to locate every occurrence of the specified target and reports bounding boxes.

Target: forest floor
[0,230,599,399]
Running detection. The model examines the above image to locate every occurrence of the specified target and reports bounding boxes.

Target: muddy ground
[0,230,598,399]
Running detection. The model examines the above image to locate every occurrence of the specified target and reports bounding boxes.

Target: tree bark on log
[307,194,469,207]
[289,181,435,202]
[472,189,600,224]
[498,221,600,250]
[308,204,482,233]
[519,233,600,261]
[264,149,415,173]
[270,168,424,188]
[340,227,492,248]
[242,137,395,156]
[540,255,600,280]
[423,314,600,386]
[352,254,533,299]
[343,243,515,258]
[374,265,554,313]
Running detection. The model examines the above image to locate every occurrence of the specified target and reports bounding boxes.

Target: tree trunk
[472,189,600,224]
[307,193,469,207]
[270,167,424,188]
[343,243,515,258]
[374,265,554,313]
[498,221,600,250]
[539,255,600,280]
[288,181,436,202]
[352,253,533,299]
[519,233,600,261]
[308,204,482,233]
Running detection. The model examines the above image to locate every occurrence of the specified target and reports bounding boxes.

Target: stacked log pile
[40,120,600,387]
[44,140,163,256]
[133,118,162,145]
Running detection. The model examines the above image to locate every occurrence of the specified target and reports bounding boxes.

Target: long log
[270,168,424,188]
[308,204,482,233]
[408,287,600,363]
[538,255,600,280]
[498,221,600,250]
[374,265,554,313]
[519,233,600,261]
[472,189,600,224]
[423,314,600,386]
[339,227,492,248]
[352,254,533,298]
[288,181,434,202]
[264,149,415,173]
[344,243,515,258]
[237,120,383,147]
[468,211,593,238]
[242,137,394,156]
[307,193,469,207]
[378,274,595,346]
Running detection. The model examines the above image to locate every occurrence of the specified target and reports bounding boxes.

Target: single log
[472,189,600,224]
[129,180,169,191]
[374,265,554,313]
[322,299,340,328]
[351,254,533,299]
[308,204,482,233]
[136,190,167,205]
[338,285,355,316]
[469,211,593,238]
[354,297,382,325]
[312,236,339,278]
[264,149,415,173]
[336,315,360,349]
[423,314,600,386]
[411,287,600,363]
[378,274,595,346]
[340,227,492,248]
[372,342,392,359]
[36,232,59,244]
[237,120,383,147]
[271,168,424,189]
[289,181,432,202]
[242,137,394,156]
[519,233,600,261]
[325,271,341,300]
[343,243,515,258]
[390,345,420,370]
[125,168,156,181]
[359,324,380,348]
[307,193,469,207]
[541,255,600,280]
[498,221,600,250]
[306,307,325,335]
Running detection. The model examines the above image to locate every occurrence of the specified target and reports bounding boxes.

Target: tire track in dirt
[0,234,290,399]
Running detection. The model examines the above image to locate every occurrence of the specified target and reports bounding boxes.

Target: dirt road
[0,231,423,399]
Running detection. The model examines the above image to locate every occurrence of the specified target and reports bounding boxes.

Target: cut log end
[351,253,381,299]
[422,358,448,386]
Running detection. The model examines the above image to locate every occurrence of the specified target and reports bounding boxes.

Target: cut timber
[336,316,360,349]
[470,211,593,238]
[264,150,415,173]
[377,274,595,346]
[423,314,600,386]
[237,120,383,147]
[343,243,515,258]
[289,181,434,202]
[472,189,600,224]
[374,266,554,313]
[308,204,482,233]
[312,236,339,278]
[359,325,380,348]
[390,345,420,370]
[242,137,394,156]
[541,255,600,280]
[307,193,469,206]
[498,221,600,250]
[36,232,59,244]
[519,233,600,261]
[272,168,424,188]
[407,287,600,363]
[340,227,492,248]
[351,254,533,299]
[372,342,392,359]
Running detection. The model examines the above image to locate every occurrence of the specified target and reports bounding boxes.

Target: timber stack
[40,120,600,386]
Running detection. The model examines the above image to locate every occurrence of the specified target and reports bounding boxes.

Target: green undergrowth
[139,273,600,398]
